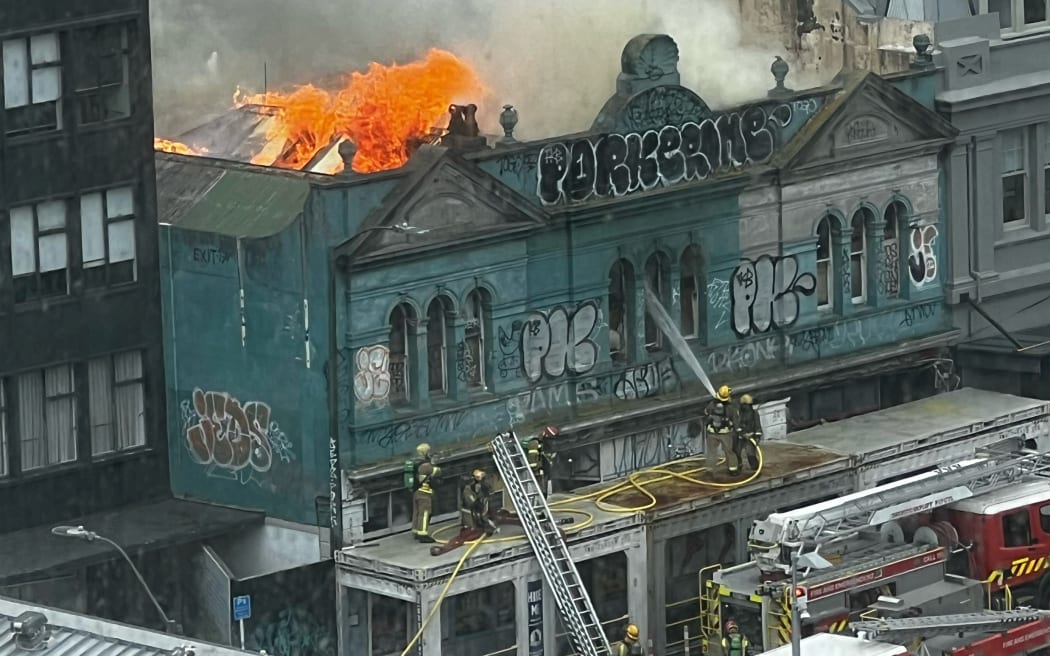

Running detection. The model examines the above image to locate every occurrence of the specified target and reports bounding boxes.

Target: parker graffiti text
[537,103,797,206]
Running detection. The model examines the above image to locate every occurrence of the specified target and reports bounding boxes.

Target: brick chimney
[440,103,488,153]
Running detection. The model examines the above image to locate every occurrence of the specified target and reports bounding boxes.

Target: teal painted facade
[158,66,955,526]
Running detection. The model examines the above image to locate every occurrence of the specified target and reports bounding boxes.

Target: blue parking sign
[233,595,252,621]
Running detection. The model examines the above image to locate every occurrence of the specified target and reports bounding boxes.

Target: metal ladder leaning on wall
[489,431,612,656]
[850,609,1050,640]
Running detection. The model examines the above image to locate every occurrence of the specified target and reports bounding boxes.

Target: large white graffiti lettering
[613,358,680,400]
[181,389,294,486]
[537,104,795,206]
[520,301,600,382]
[353,345,391,406]
[908,225,938,287]
[731,255,816,338]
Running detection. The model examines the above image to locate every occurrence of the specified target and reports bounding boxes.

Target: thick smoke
[151,0,822,141]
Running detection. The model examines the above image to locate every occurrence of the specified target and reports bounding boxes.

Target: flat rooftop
[786,388,1048,464]
[336,442,847,582]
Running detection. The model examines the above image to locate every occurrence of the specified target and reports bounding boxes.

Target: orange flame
[233,48,487,174]
[155,138,207,155]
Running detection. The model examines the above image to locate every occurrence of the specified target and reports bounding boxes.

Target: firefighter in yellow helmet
[461,469,497,536]
[735,393,763,472]
[409,443,441,543]
[610,623,644,655]
[722,620,750,656]
[705,385,740,476]
[526,426,559,498]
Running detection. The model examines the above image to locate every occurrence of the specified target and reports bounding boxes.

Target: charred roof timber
[12,611,51,650]
[440,103,487,153]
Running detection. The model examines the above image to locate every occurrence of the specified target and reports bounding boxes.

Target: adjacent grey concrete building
[934,12,1050,395]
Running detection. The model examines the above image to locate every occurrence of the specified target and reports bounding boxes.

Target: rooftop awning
[0,499,263,586]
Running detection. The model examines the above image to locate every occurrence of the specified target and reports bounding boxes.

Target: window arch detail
[679,245,704,339]
[388,303,416,404]
[849,207,874,304]
[462,288,489,389]
[815,215,834,311]
[881,200,908,299]
[644,252,670,352]
[425,296,453,396]
[608,259,635,363]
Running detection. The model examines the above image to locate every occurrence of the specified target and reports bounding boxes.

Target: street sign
[232,595,252,622]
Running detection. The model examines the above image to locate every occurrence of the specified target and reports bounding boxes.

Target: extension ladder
[851,609,1050,640]
[776,450,1050,545]
[490,431,612,656]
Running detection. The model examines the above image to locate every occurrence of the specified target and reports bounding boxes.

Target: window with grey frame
[2,32,62,136]
[18,364,77,472]
[0,380,7,478]
[1002,128,1027,224]
[850,209,872,304]
[88,350,146,456]
[816,216,833,310]
[81,186,137,287]
[462,289,488,389]
[426,297,452,396]
[679,245,704,339]
[71,22,130,125]
[9,200,69,303]
[982,0,1050,31]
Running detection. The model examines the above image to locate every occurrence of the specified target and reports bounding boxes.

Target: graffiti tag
[353,345,391,406]
[537,104,795,205]
[181,388,294,485]
[520,301,600,382]
[908,225,938,287]
[731,254,816,337]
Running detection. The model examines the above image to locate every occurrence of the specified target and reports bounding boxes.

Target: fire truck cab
[936,481,1050,607]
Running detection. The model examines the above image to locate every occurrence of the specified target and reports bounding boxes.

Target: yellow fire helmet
[472,469,486,481]
[717,385,732,402]
[416,443,431,457]
[740,394,754,405]
[626,624,640,641]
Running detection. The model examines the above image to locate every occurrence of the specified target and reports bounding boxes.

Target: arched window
[882,201,906,298]
[462,289,489,388]
[816,216,833,310]
[644,253,669,352]
[608,259,634,363]
[389,303,414,404]
[426,297,452,396]
[680,245,704,339]
[850,208,873,304]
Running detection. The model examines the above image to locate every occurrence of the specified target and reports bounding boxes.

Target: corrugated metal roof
[0,598,250,656]
[155,155,310,238]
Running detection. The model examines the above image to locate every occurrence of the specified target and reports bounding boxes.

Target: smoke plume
[151,0,823,141]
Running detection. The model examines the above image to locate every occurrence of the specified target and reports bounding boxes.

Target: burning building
[156,30,966,655]
[158,47,488,175]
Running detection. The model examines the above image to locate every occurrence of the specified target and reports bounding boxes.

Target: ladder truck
[701,442,1050,654]
[849,609,1050,656]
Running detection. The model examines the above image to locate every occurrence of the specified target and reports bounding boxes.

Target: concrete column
[647,534,668,655]
[418,587,443,655]
[517,578,548,656]
[339,586,369,656]
[448,317,468,401]
[544,579,558,656]
[947,144,975,294]
[632,271,647,360]
[833,230,853,315]
[626,542,651,649]
[974,134,999,269]
[411,320,430,410]
[866,215,887,308]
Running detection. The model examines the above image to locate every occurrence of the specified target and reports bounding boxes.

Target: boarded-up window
[18,364,77,471]
[81,185,137,287]
[2,33,62,135]
[9,200,69,303]
[89,350,145,455]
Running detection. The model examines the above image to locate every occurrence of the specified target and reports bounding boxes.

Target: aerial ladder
[490,431,613,656]
[849,609,1050,641]
[748,447,1050,575]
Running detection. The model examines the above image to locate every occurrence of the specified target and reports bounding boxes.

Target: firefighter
[721,620,750,656]
[735,393,763,472]
[609,623,643,655]
[461,469,498,536]
[526,426,559,498]
[409,443,441,543]
[705,385,740,476]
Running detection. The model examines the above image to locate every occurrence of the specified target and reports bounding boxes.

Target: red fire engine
[701,443,1050,653]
